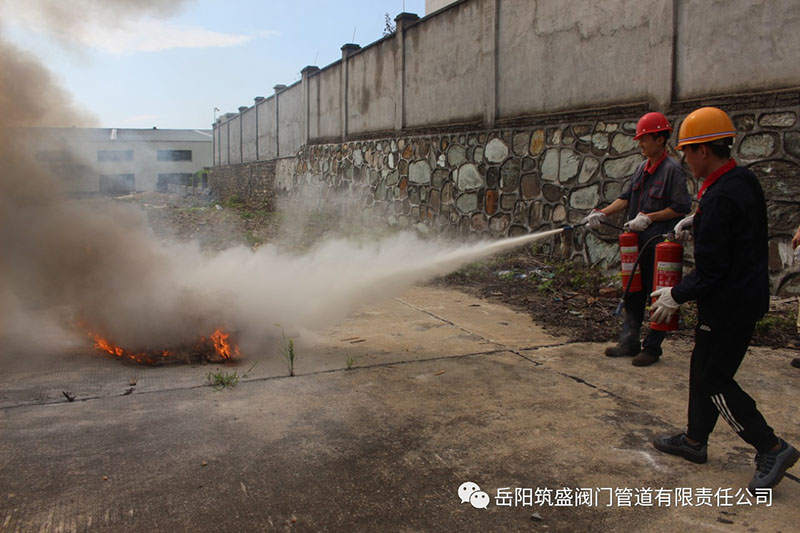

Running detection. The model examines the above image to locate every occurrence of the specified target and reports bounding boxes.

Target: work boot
[604,342,640,357]
[748,439,800,491]
[632,348,660,367]
[788,336,800,349]
[792,357,800,369]
[653,433,708,464]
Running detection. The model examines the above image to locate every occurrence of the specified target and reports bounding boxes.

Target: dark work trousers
[619,242,666,353]
[686,322,779,453]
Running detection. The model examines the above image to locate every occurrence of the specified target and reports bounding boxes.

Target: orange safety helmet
[677,107,736,149]
[634,112,672,140]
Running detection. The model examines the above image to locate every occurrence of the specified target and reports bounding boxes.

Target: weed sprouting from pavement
[346,357,357,370]
[276,325,296,376]
[207,370,239,391]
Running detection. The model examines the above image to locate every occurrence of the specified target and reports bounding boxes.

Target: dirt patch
[436,250,799,350]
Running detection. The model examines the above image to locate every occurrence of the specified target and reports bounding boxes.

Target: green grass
[223,194,244,208]
[206,370,239,391]
[275,325,297,377]
[754,313,795,337]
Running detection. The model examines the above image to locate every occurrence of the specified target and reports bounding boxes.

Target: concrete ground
[1,286,798,532]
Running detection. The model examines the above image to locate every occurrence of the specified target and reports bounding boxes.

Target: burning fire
[85,327,239,364]
[209,328,240,359]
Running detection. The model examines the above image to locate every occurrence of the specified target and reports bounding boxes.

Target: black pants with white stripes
[686,321,779,453]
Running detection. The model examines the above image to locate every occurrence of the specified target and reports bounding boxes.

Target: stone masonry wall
[209,159,276,210]
[211,93,800,295]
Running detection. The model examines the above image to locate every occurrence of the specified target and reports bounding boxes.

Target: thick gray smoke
[0,0,184,350]
[0,1,551,358]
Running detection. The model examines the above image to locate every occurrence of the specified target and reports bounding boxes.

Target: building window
[156,173,193,192]
[99,174,135,194]
[97,150,134,162]
[157,150,192,162]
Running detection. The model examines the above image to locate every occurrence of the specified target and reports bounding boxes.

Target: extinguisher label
[655,261,682,290]
[620,246,638,254]
[657,261,682,272]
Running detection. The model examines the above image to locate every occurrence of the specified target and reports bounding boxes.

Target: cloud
[78,19,255,54]
[1,5,274,54]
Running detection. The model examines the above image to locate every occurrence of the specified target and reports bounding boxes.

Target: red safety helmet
[634,112,673,140]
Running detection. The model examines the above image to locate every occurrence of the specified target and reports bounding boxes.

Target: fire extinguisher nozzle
[561,221,587,231]
[613,300,624,317]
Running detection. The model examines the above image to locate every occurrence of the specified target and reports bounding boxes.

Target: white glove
[673,215,694,242]
[582,209,606,229]
[650,287,680,324]
[624,212,652,232]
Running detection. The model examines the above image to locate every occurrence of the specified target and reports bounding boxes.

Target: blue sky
[3,0,426,129]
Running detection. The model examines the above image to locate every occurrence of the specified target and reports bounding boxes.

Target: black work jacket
[671,164,769,327]
[619,157,691,246]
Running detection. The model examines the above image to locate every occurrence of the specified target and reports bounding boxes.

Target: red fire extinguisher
[650,239,684,332]
[619,232,642,293]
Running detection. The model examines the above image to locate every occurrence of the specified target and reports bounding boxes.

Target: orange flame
[83,325,239,363]
[210,328,240,359]
[88,331,149,362]
[93,334,123,357]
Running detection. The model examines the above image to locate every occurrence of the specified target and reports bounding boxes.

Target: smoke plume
[0,1,547,359]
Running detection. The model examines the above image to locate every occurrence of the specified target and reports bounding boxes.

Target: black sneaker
[792,358,800,369]
[605,343,640,357]
[748,439,800,491]
[653,433,708,464]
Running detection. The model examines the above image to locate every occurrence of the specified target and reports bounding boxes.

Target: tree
[383,13,396,36]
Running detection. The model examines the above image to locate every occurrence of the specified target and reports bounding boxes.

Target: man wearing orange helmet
[790,224,800,369]
[650,106,799,492]
[583,112,691,366]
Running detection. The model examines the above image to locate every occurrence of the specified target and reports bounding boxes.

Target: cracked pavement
[1,286,798,532]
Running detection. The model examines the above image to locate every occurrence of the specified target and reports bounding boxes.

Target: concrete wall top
[404,0,487,128]
[498,0,654,117]
[257,97,277,160]
[675,0,800,100]
[229,115,242,164]
[213,0,800,165]
[347,38,397,135]
[314,65,342,140]
[241,107,257,163]
[219,121,230,166]
[278,84,303,156]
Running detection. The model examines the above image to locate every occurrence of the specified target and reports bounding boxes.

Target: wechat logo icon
[458,481,490,509]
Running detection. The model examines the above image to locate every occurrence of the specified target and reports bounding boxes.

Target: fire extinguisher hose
[613,232,671,317]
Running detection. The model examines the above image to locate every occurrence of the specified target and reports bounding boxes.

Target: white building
[22,128,212,194]
[425,0,458,15]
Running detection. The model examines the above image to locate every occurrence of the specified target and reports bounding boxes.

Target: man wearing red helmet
[583,112,691,366]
